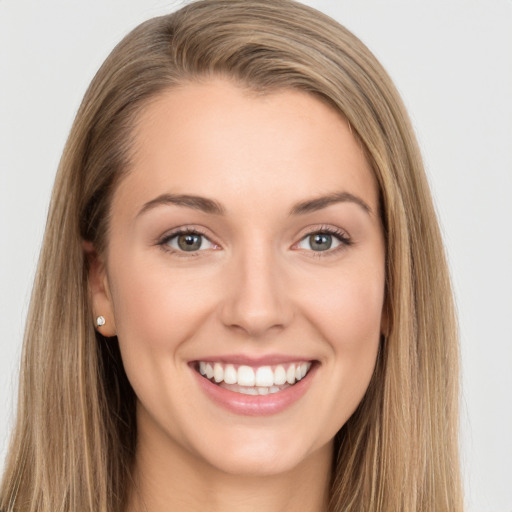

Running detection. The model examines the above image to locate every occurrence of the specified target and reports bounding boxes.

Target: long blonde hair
[1,1,463,510]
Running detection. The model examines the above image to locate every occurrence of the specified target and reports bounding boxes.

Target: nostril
[218,270,294,336]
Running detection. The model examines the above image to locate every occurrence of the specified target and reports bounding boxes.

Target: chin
[189,427,329,478]
[206,449,311,477]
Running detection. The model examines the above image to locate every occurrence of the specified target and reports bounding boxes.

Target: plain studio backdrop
[1,1,511,510]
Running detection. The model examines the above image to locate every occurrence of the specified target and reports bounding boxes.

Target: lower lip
[192,364,317,416]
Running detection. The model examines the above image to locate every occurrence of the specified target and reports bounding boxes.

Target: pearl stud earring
[96,316,106,327]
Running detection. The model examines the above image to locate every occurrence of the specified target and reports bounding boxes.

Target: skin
[89,79,386,512]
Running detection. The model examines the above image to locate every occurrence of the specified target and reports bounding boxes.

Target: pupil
[178,234,202,251]
[310,233,332,251]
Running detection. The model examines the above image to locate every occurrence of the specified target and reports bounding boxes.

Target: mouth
[193,360,314,396]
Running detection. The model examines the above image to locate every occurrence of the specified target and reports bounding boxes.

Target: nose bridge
[220,235,292,336]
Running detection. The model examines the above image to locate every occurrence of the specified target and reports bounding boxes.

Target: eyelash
[157,225,352,257]
[158,226,215,257]
[295,225,353,258]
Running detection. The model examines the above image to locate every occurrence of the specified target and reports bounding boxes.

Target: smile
[196,361,313,395]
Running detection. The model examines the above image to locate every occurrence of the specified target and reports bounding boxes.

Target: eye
[296,228,351,252]
[162,230,216,252]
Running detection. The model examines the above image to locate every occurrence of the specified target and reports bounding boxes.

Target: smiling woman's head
[0,1,462,511]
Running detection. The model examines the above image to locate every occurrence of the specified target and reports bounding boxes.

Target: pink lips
[191,357,317,416]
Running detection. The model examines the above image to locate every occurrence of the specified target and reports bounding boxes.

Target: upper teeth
[198,361,312,387]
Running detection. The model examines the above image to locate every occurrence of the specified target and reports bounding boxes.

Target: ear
[83,241,117,337]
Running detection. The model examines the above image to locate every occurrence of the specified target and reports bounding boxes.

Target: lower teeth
[218,382,291,395]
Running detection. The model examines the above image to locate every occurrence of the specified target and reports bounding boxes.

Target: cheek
[110,256,210,340]
[303,263,385,346]
[298,262,384,396]
[106,257,222,431]
[106,255,218,388]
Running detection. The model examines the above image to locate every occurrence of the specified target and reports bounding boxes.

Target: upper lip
[189,354,316,367]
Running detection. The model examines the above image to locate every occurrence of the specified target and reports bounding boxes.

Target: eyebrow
[289,192,372,216]
[137,193,226,217]
[137,191,372,218]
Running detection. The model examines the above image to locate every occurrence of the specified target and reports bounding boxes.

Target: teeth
[255,366,274,387]
[237,365,255,386]
[220,383,287,395]
[274,365,286,385]
[224,364,237,384]
[197,361,312,390]
[213,363,224,383]
[286,365,296,384]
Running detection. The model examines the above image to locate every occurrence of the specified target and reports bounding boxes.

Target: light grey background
[1,1,511,510]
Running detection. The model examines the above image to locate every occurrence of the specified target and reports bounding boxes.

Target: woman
[0,0,463,510]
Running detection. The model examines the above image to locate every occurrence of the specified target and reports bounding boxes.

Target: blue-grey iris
[310,233,332,251]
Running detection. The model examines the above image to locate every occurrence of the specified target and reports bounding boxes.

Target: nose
[219,244,293,338]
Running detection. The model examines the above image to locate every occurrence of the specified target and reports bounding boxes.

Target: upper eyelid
[295,224,351,241]
[159,225,212,242]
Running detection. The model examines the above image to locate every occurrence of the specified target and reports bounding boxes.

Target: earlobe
[83,241,117,337]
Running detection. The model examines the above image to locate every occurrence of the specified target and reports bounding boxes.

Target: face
[90,79,386,477]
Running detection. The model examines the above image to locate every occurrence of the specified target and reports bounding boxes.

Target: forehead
[113,79,379,219]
